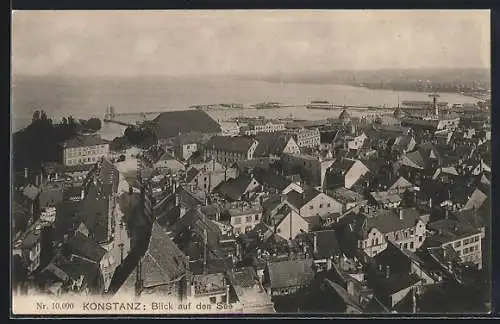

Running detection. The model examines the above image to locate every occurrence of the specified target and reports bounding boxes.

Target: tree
[85,118,102,131]
[32,110,40,122]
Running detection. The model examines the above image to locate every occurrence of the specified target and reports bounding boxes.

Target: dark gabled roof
[451,208,485,230]
[253,133,291,157]
[373,241,415,276]
[22,184,40,201]
[206,136,256,154]
[215,174,257,201]
[63,134,106,149]
[310,230,341,260]
[262,194,285,214]
[426,219,482,245]
[77,184,110,244]
[152,110,221,139]
[400,150,426,169]
[363,208,424,236]
[185,167,200,184]
[233,157,277,173]
[267,258,315,289]
[170,208,222,252]
[63,186,83,200]
[369,272,422,297]
[253,168,292,192]
[391,135,414,151]
[142,222,187,287]
[65,232,107,263]
[320,129,343,144]
[286,188,321,209]
[330,158,357,174]
[39,185,64,208]
[323,279,363,313]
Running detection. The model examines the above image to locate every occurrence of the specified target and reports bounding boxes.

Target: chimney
[313,233,318,254]
[175,194,180,207]
[129,186,133,195]
[80,187,85,200]
[24,168,28,179]
[429,197,432,209]
[445,208,449,220]
[399,209,404,220]
[378,264,383,272]
[385,265,390,279]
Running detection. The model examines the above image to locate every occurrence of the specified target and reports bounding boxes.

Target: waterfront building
[151,110,221,144]
[61,134,109,166]
[240,120,285,136]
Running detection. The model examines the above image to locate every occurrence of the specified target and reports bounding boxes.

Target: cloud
[12,10,490,76]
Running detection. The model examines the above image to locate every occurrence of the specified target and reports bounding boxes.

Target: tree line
[12,110,103,173]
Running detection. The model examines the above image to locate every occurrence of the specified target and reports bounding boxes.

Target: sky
[12,10,491,76]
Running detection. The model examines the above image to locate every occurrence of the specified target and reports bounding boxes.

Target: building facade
[62,134,109,166]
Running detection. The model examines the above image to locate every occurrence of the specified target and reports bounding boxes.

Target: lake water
[12,75,479,138]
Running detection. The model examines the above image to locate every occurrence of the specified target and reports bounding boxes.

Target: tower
[428,93,440,116]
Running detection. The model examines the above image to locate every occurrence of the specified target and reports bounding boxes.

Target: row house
[426,219,484,270]
[263,259,315,298]
[283,128,321,148]
[357,207,429,257]
[227,204,263,236]
[205,136,259,167]
[253,134,301,158]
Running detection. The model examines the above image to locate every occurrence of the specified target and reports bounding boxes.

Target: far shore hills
[238,67,491,95]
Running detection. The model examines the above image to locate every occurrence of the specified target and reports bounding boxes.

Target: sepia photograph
[11,10,491,315]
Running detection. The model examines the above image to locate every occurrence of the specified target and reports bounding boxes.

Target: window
[410,229,414,236]
[410,242,414,249]
[404,243,408,249]
[455,241,462,248]
[327,203,331,208]
[246,216,252,223]
[475,245,479,251]
[474,236,479,242]
[255,214,259,221]
[395,233,399,241]
[463,247,469,254]
[234,227,241,235]
[419,236,423,242]
[375,238,379,245]
[319,204,323,208]
[234,217,241,224]
[371,239,374,246]
[464,239,469,245]
[209,297,217,304]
